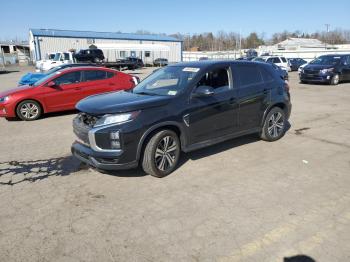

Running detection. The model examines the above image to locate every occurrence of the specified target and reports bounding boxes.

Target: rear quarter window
[281,57,287,62]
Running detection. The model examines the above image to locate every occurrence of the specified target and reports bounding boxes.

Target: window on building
[120,51,126,58]
[145,51,151,57]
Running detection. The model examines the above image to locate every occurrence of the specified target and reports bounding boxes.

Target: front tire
[16,100,42,121]
[330,74,339,85]
[142,130,180,177]
[261,107,286,142]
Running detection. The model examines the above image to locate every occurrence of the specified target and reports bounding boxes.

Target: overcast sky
[1,0,349,40]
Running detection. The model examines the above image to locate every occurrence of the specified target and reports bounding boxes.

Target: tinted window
[54,71,81,85]
[196,68,229,92]
[236,65,263,87]
[84,70,106,81]
[281,57,287,62]
[106,72,114,79]
[273,57,281,63]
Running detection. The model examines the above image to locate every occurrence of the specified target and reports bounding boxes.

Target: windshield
[46,53,55,60]
[53,53,61,61]
[253,57,266,62]
[45,66,63,75]
[310,56,341,65]
[33,71,61,86]
[132,66,200,96]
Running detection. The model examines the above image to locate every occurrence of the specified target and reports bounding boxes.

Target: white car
[35,52,56,71]
[265,56,291,72]
[40,52,75,71]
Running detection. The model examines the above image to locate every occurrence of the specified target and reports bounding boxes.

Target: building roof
[30,28,182,42]
[276,38,325,48]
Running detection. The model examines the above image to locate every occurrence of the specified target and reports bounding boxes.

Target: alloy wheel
[20,103,39,120]
[267,112,284,138]
[154,136,178,171]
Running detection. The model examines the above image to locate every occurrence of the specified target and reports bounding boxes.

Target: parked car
[40,52,75,71]
[74,49,105,63]
[270,63,289,81]
[125,57,144,69]
[265,56,291,72]
[19,63,99,86]
[71,61,291,177]
[288,58,307,71]
[35,52,56,71]
[299,54,350,85]
[0,67,139,121]
[154,58,169,66]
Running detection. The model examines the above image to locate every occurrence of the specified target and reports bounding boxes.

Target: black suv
[72,61,291,177]
[300,54,350,85]
[74,49,105,63]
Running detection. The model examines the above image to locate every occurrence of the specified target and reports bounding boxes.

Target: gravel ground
[0,65,349,262]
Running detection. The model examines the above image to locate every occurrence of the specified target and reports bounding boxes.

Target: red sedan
[0,66,139,121]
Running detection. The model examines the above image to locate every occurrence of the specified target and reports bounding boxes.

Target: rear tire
[261,107,286,142]
[142,130,180,178]
[16,100,42,121]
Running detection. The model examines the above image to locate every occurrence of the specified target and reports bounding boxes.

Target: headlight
[0,96,10,103]
[94,111,140,127]
[320,68,334,74]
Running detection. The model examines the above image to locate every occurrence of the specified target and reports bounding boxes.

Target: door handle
[75,87,82,90]
[109,83,115,86]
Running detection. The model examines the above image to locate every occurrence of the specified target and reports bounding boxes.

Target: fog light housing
[110,131,121,149]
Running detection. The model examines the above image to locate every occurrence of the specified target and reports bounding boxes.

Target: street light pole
[325,24,330,49]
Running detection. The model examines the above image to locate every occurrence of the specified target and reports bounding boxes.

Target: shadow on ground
[0,156,86,186]
[0,70,20,74]
[284,254,316,262]
[104,134,263,178]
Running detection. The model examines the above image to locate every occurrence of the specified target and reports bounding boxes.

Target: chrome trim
[88,122,129,153]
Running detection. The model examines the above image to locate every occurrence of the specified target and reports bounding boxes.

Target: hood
[19,72,46,85]
[76,91,172,115]
[0,85,35,98]
[305,64,335,70]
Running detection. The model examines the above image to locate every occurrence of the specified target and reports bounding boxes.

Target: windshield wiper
[133,91,158,96]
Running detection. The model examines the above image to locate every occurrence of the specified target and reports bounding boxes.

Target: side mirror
[193,85,214,98]
[47,81,57,87]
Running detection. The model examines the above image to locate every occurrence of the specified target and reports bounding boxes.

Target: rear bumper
[71,141,138,170]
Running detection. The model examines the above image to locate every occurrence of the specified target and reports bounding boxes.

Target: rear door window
[83,70,107,81]
[281,57,287,63]
[236,65,263,88]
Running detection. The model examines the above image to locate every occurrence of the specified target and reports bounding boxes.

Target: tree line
[167,29,350,51]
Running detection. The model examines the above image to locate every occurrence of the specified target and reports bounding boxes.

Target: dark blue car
[300,54,350,85]
[19,63,97,86]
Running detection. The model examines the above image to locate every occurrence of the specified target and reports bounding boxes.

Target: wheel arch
[15,98,46,117]
[261,102,288,127]
[136,122,186,162]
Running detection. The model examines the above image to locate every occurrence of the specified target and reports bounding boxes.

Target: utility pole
[325,24,330,49]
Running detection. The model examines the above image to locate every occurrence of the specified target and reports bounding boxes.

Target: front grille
[304,69,319,75]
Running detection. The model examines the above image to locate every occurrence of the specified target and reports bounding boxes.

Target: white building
[29,29,183,64]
